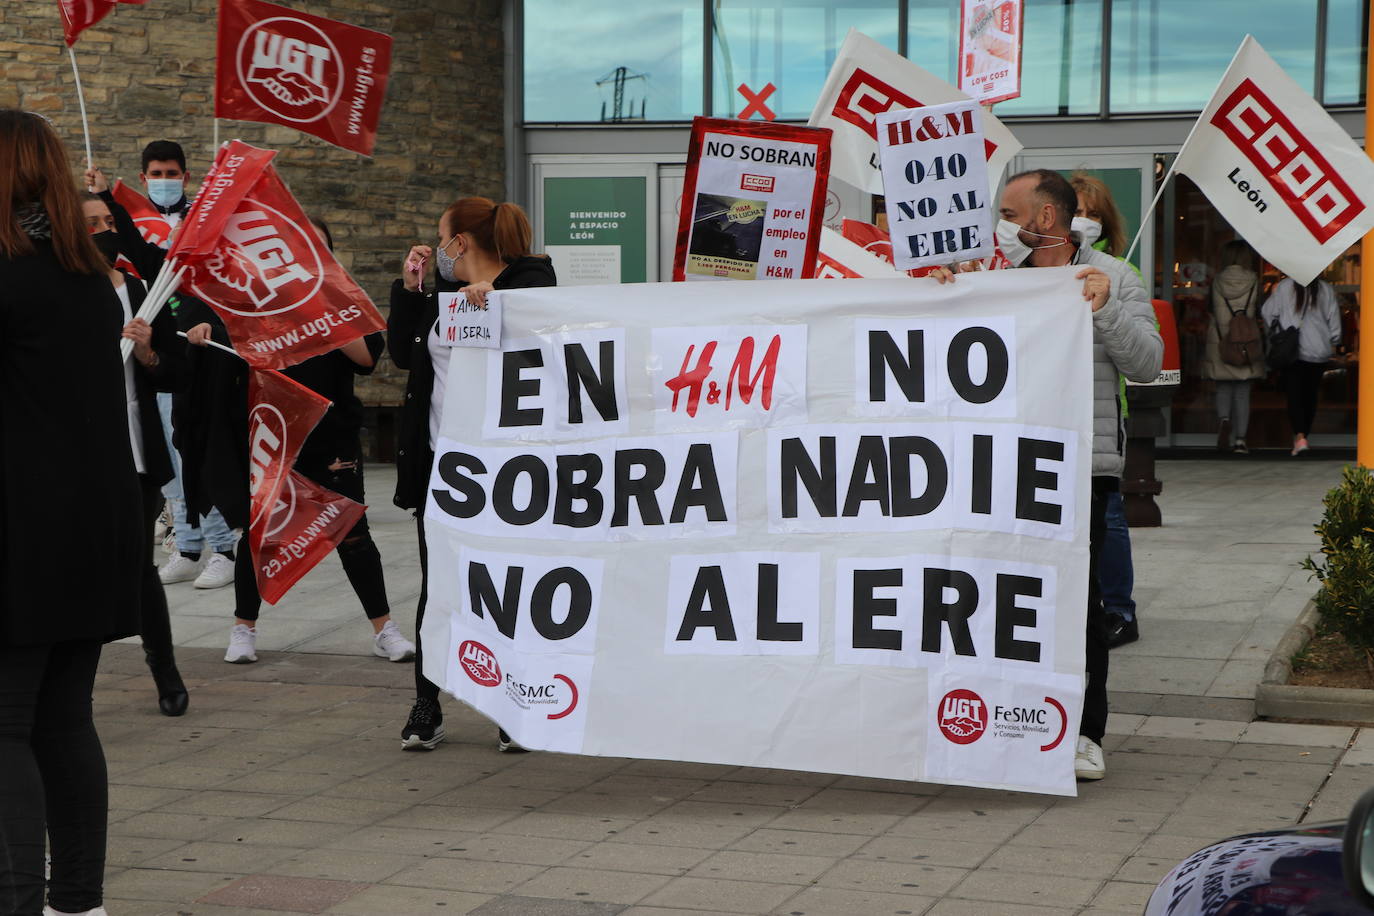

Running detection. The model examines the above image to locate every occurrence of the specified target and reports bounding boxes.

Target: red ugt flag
[215,0,393,157]
[59,0,146,47]
[168,141,386,370]
[252,470,365,604]
[111,179,173,248]
[247,368,330,538]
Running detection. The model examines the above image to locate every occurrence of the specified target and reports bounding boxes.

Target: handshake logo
[237,17,343,124]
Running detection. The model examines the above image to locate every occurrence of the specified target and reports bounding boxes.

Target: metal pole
[1360,2,1374,467]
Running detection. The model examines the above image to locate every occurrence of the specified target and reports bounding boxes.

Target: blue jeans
[157,394,237,554]
[1099,490,1136,622]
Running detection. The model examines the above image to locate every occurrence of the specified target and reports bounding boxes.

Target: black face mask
[91,230,120,266]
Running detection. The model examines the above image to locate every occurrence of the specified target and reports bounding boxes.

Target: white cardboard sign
[438,290,502,349]
[877,100,994,270]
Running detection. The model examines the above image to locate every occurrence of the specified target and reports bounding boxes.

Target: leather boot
[145,649,189,717]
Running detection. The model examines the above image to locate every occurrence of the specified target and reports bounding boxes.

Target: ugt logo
[459,640,502,687]
[237,16,343,123]
[190,204,324,317]
[665,334,782,418]
[937,688,988,745]
[247,404,288,528]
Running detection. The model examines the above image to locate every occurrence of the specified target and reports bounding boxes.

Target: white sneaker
[159,552,203,584]
[44,907,110,915]
[1075,735,1106,781]
[195,552,236,589]
[225,624,258,663]
[373,620,416,662]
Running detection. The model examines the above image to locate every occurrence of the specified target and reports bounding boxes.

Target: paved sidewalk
[88,456,1363,915]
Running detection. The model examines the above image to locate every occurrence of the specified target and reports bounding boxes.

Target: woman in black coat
[0,109,143,916]
[390,196,556,753]
[82,191,190,717]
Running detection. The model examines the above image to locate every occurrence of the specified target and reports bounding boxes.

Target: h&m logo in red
[1212,78,1364,244]
[665,335,782,418]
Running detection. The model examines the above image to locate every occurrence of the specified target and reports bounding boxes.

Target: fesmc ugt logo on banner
[459,640,579,720]
[237,16,344,124]
[189,205,324,317]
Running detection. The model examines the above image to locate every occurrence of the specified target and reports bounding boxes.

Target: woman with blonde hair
[389,197,557,752]
[0,108,143,916]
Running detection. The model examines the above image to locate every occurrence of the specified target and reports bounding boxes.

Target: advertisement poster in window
[672,118,832,282]
[543,176,649,285]
[958,0,1024,105]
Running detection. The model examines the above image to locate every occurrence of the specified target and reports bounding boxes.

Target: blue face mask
[146,178,184,209]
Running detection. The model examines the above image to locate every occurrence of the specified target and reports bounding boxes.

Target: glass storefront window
[523,0,704,122]
[906,0,959,83]
[710,1,899,120]
[989,0,1102,116]
[1111,0,1318,113]
[1324,0,1366,105]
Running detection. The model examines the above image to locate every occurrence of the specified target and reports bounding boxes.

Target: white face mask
[1072,216,1102,246]
[994,218,1068,266]
[146,178,184,209]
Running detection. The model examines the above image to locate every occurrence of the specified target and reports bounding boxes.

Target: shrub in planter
[1302,465,1374,650]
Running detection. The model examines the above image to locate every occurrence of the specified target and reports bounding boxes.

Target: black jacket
[118,271,187,488]
[284,332,386,468]
[173,313,251,530]
[388,255,557,510]
[99,188,168,283]
[0,242,143,646]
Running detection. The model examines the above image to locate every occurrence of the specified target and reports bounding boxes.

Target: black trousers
[415,510,440,702]
[234,450,390,622]
[1284,360,1327,437]
[1080,477,1112,744]
[139,475,175,667]
[0,639,107,915]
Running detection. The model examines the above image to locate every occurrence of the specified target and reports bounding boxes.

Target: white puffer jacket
[1073,245,1164,478]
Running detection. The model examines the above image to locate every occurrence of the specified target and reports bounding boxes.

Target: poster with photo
[672,118,832,282]
[958,0,1024,105]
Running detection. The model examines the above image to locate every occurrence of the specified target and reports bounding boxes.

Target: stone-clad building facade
[0,0,505,433]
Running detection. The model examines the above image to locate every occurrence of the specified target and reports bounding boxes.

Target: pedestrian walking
[0,107,143,916]
[1261,276,1343,455]
[1204,240,1265,454]
[390,197,557,752]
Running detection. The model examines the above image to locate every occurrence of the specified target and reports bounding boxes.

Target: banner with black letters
[422,270,1093,796]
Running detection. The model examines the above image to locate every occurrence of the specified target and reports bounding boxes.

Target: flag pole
[1361,8,1374,468]
[67,46,93,169]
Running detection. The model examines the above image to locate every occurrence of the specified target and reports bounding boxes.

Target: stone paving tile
[767,885,937,915]
[623,907,751,916]
[945,869,1100,907]
[322,824,482,856]
[577,817,757,851]
[103,867,239,903]
[488,810,638,842]
[814,859,968,897]
[1092,879,1160,910]
[197,874,371,913]
[886,814,1025,845]
[650,799,788,828]
[687,849,836,885]
[1115,852,1185,885]
[143,840,305,875]
[926,899,1071,915]
[730,828,873,859]
[979,843,1128,878]
[471,897,627,916]
[566,840,714,876]
[383,857,546,894]
[1231,743,1344,765]
[1004,824,1144,855]
[379,803,525,833]
[155,789,297,818]
[268,847,418,883]
[512,865,673,905]
[208,817,362,849]
[262,794,415,826]
[1133,716,1250,742]
[324,884,492,914]
[639,875,800,913]
[852,834,999,868]
[1240,721,1356,747]
[439,832,593,865]
[111,811,240,841]
[104,834,191,868]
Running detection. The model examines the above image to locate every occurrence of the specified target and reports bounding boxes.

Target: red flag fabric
[252,470,365,604]
[112,179,173,248]
[168,141,386,370]
[59,0,146,47]
[840,219,940,278]
[214,0,393,157]
[247,368,330,539]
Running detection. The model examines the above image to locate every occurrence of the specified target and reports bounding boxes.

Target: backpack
[1219,293,1262,367]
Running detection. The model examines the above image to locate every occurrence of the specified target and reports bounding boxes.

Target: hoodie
[1203,264,1265,381]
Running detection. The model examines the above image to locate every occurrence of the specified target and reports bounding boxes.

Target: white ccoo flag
[809,29,1022,197]
[1174,36,1374,285]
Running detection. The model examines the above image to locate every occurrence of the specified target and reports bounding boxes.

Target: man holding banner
[936,168,1163,781]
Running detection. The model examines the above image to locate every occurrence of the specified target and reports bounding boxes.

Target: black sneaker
[497,728,527,753]
[401,697,445,751]
[1106,613,1139,649]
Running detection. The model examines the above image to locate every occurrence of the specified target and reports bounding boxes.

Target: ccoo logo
[247,403,287,527]
[937,688,988,745]
[459,640,502,687]
[190,202,324,317]
[236,16,344,124]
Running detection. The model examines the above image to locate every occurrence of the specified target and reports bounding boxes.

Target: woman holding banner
[80,191,190,717]
[0,108,141,916]
[390,197,556,752]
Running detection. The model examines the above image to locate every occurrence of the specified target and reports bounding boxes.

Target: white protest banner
[422,269,1095,796]
[673,118,831,282]
[1171,36,1374,285]
[815,226,908,278]
[877,101,994,270]
[958,0,1024,105]
[438,291,502,349]
[809,29,1021,197]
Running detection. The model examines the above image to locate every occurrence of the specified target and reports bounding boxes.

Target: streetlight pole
[1362,4,1374,467]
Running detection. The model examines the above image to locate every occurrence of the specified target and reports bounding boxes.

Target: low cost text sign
[421,270,1094,796]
